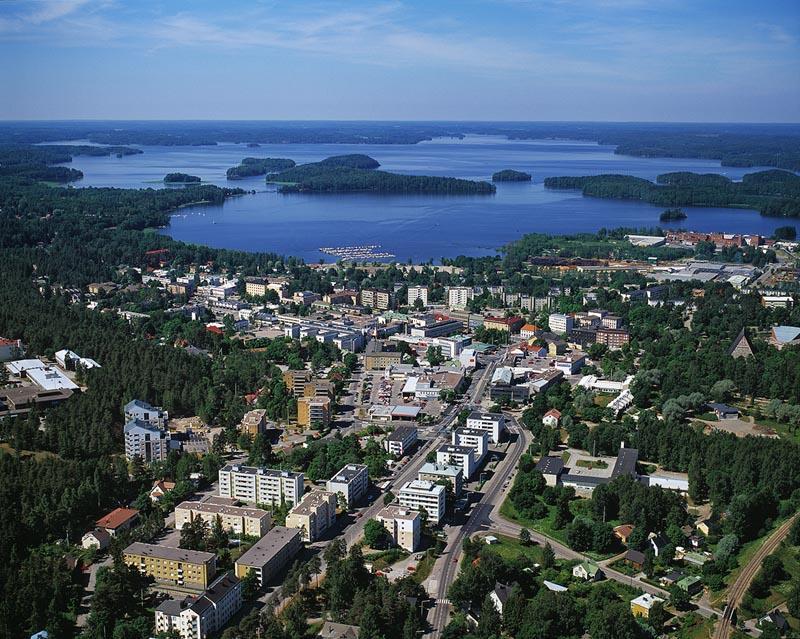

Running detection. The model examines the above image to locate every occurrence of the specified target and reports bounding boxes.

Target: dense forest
[266,154,495,194]
[544,170,800,217]
[492,169,532,182]
[0,143,141,182]
[226,157,296,179]
[163,172,201,183]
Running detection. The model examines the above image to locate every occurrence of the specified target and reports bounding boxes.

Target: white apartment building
[398,480,446,525]
[376,505,421,552]
[436,444,476,479]
[124,419,169,463]
[384,425,418,457]
[548,313,574,335]
[154,572,242,639]
[218,465,304,506]
[407,286,429,308]
[447,286,473,309]
[465,411,505,444]
[361,288,392,310]
[284,491,337,542]
[451,427,489,463]
[418,462,463,496]
[175,500,271,538]
[326,463,369,507]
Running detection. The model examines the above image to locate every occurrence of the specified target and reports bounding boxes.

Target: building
[218,465,304,506]
[447,286,473,309]
[727,328,754,359]
[124,418,170,462]
[542,409,561,428]
[535,457,564,487]
[284,491,337,542]
[0,386,73,416]
[436,444,476,479]
[483,316,524,333]
[384,425,418,457]
[154,572,242,639]
[54,349,100,371]
[0,337,23,362]
[519,324,539,340]
[364,341,403,371]
[418,462,463,496]
[239,409,268,437]
[376,505,421,552]
[573,560,603,581]
[490,582,513,615]
[397,480,446,524]
[81,529,111,551]
[707,403,739,420]
[465,411,505,444]
[4,359,79,391]
[326,464,369,507]
[244,277,270,297]
[124,542,217,590]
[601,315,624,329]
[95,507,139,536]
[630,593,664,619]
[317,622,361,639]
[407,286,429,308]
[761,294,794,309]
[297,396,331,428]
[451,427,489,463]
[555,352,586,375]
[360,288,392,310]
[770,326,800,350]
[175,500,272,538]
[124,399,168,427]
[548,313,574,335]
[282,370,313,397]
[234,526,302,587]
[596,328,630,350]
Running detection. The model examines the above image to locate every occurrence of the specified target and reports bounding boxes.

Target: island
[492,169,532,182]
[659,208,687,222]
[163,172,201,184]
[543,170,800,218]
[266,154,495,195]
[226,157,296,180]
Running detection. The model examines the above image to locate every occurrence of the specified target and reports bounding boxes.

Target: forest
[226,157,296,179]
[266,154,495,195]
[492,169,532,182]
[544,169,800,217]
[0,143,141,182]
[163,172,201,183]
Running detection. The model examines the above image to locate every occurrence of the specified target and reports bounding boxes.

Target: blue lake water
[61,135,790,262]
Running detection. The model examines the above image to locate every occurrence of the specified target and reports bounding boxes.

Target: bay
[60,135,791,262]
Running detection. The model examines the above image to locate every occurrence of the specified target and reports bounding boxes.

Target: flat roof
[289,490,335,514]
[124,542,215,565]
[235,526,300,568]
[536,456,564,475]
[377,505,421,521]
[419,462,462,477]
[329,463,368,483]
[221,464,302,479]
[467,410,503,422]
[437,444,474,455]
[176,500,270,520]
[387,425,418,441]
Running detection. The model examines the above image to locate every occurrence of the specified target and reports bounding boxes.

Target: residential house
[95,507,139,537]
[542,409,561,428]
[572,561,603,582]
[489,582,513,615]
[630,593,664,619]
[82,529,111,551]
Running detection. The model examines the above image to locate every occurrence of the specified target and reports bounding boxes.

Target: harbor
[319,245,396,261]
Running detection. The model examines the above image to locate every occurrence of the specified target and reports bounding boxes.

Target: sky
[0,0,798,122]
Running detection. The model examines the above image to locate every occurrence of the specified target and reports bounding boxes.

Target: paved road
[713,514,798,639]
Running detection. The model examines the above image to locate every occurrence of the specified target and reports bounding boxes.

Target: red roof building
[95,507,139,536]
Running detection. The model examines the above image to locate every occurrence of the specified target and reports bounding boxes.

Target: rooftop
[329,463,368,483]
[124,542,215,565]
[536,456,564,476]
[235,526,300,568]
[387,425,418,441]
[176,500,270,520]
[221,464,302,479]
[377,505,421,521]
[96,507,139,530]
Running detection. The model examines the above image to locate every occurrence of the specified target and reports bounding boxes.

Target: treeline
[543,170,800,217]
[0,144,140,183]
[492,169,531,182]
[226,157,296,179]
[163,172,201,183]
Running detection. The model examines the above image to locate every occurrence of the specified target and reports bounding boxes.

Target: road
[713,514,798,639]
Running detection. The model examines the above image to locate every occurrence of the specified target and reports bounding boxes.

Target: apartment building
[296,396,332,429]
[175,500,272,538]
[447,286,473,309]
[465,411,505,444]
[326,463,369,507]
[234,526,302,587]
[124,542,217,590]
[282,370,313,398]
[364,341,403,371]
[407,286,429,308]
[154,572,242,639]
[601,315,624,330]
[218,465,304,506]
[284,490,337,542]
[596,328,631,350]
[397,480,446,525]
[124,398,169,427]
[244,277,269,298]
[239,409,267,437]
[303,379,334,399]
[360,288,393,310]
[451,427,489,463]
[483,316,524,333]
[124,419,170,463]
[548,313,574,335]
[436,444,476,479]
[384,425,418,457]
[418,462,463,496]
[376,505,421,552]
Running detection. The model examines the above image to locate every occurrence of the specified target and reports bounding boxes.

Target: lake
[61,135,790,262]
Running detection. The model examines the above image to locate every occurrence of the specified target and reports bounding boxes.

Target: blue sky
[1,0,798,121]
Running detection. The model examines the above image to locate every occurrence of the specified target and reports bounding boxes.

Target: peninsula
[226,157,296,180]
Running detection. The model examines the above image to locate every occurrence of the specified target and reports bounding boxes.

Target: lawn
[576,459,609,470]
[485,534,546,565]
[675,612,715,639]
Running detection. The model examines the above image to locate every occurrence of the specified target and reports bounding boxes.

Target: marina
[319,245,396,261]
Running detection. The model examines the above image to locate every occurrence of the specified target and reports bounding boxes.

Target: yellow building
[297,396,331,428]
[123,542,216,590]
[630,593,664,618]
[284,490,337,542]
[303,380,334,399]
[282,370,312,397]
[175,499,272,538]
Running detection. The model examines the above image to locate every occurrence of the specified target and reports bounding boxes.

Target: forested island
[659,208,687,221]
[544,170,800,217]
[266,154,495,194]
[226,157,296,179]
[492,169,532,182]
[163,172,201,184]
[0,143,141,183]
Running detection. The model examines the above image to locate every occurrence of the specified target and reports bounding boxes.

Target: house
[489,582,513,614]
[759,611,789,635]
[542,409,561,428]
[95,507,139,536]
[613,524,634,545]
[696,517,719,537]
[677,575,703,595]
[707,403,739,420]
[82,529,111,551]
[317,622,361,639]
[535,456,564,487]
[630,593,664,619]
[624,549,646,570]
[659,569,686,587]
[572,560,603,581]
[150,480,177,503]
[648,532,670,557]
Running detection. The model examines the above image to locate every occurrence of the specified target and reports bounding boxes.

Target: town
[2,223,800,639]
